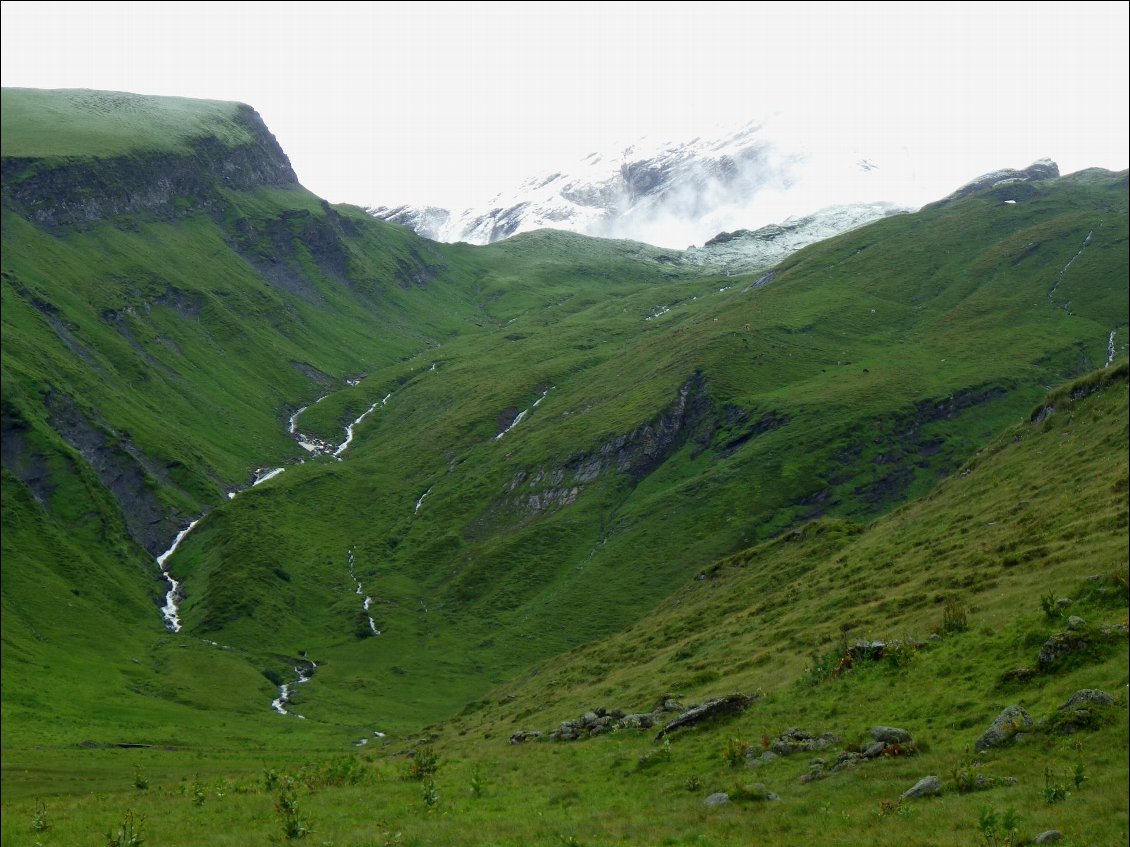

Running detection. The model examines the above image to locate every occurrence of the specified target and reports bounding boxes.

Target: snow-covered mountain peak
[369,120,906,250]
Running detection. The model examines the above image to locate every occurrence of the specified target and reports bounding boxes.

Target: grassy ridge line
[0,88,254,159]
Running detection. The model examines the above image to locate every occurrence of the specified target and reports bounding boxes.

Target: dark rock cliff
[1,104,297,228]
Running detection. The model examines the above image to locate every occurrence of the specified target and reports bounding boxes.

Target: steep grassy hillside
[2,367,1124,846]
[143,162,1127,739]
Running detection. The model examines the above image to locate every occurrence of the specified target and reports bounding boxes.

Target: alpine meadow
[1,88,1127,847]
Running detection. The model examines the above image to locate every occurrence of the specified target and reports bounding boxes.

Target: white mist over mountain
[1,2,1125,222]
[369,115,927,249]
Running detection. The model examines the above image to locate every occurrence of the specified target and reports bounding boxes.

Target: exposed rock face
[974,706,1034,752]
[869,726,913,745]
[1059,688,1115,710]
[932,158,1059,206]
[500,372,714,519]
[654,693,757,740]
[1051,687,1118,734]
[38,391,191,555]
[2,105,298,228]
[1037,629,1094,669]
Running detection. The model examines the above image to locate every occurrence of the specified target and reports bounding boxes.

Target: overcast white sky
[2,1,1128,212]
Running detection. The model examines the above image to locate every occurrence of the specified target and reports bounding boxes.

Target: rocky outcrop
[1048,687,1118,734]
[798,725,919,782]
[39,391,194,556]
[929,159,1059,208]
[901,775,942,799]
[974,706,1034,752]
[500,372,713,519]
[1036,620,1127,670]
[514,693,757,744]
[1059,688,1115,710]
[766,728,841,756]
[2,105,297,229]
[654,693,757,740]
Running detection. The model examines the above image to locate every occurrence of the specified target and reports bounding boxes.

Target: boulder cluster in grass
[787,726,918,783]
[972,688,1118,751]
[1035,615,1128,671]
[703,783,780,808]
[509,693,757,744]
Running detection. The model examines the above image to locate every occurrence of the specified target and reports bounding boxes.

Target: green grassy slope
[1,86,1126,812]
[0,88,706,750]
[148,164,1128,740]
[2,366,1124,847]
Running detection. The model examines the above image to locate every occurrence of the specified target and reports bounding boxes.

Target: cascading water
[347,548,380,635]
[495,387,552,440]
[154,518,201,632]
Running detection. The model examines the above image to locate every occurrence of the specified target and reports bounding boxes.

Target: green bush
[941,597,969,633]
[408,745,439,781]
[721,737,749,768]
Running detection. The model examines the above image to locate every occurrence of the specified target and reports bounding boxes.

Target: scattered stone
[975,706,1034,752]
[1054,597,1073,609]
[1059,688,1115,710]
[768,728,840,755]
[703,792,731,807]
[509,730,543,744]
[550,720,583,742]
[618,713,654,729]
[1033,831,1064,844]
[869,726,913,745]
[655,693,757,740]
[1066,615,1087,631]
[1037,631,1088,668]
[862,741,887,759]
[544,694,755,743]
[901,775,942,799]
[832,751,863,771]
